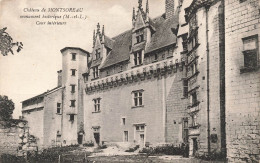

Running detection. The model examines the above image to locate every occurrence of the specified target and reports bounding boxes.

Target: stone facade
[22,48,89,148]
[20,0,260,162]
[225,0,260,162]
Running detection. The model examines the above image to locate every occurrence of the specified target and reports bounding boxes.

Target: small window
[71,69,76,76]
[93,98,101,112]
[124,131,128,142]
[136,34,144,43]
[93,67,99,79]
[122,118,126,125]
[241,35,259,71]
[134,51,143,66]
[70,100,76,107]
[70,85,76,93]
[69,114,74,121]
[154,53,158,61]
[183,79,188,98]
[136,125,145,131]
[132,90,143,107]
[190,92,198,107]
[95,49,101,60]
[72,53,76,60]
[57,103,61,114]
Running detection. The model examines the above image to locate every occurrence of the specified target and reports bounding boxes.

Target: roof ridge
[111,29,132,40]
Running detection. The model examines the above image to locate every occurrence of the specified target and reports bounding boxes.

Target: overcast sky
[0,0,165,118]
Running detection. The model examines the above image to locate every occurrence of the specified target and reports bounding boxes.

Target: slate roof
[101,30,132,69]
[104,36,114,49]
[145,14,179,54]
[21,86,62,103]
[97,13,179,69]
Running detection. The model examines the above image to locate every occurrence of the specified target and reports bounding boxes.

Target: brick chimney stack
[165,0,174,19]
[57,70,62,87]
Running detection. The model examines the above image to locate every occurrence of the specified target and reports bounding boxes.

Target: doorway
[78,134,83,144]
[192,138,198,156]
[94,133,100,145]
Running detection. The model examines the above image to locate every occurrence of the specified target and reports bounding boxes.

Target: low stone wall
[0,120,38,157]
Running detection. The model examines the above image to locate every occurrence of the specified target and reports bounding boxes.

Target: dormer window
[136,29,144,44]
[95,49,101,60]
[134,51,143,66]
[93,67,99,79]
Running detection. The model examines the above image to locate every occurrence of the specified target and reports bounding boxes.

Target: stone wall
[0,120,37,157]
[84,60,187,146]
[225,0,260,162]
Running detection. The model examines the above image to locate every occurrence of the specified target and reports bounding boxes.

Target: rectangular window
[93,67,99,78]
[136,30,144,44]
[190,92,197,106]
[183,119,188,143]
[132,90,143,107]
[122,118,126,125]
[95,49,101,60]
[57,103,61,114]
[72,53,76,60]
[183,79,188,97]
[70,84,76,93]
[93,98,101,112]
[71,69,76,76]
[69,114,74,121]
[134,51,143,66]
[242,35,259,70]
[124,131,128,142]
[136,125,145,131]
[70,100,76,107]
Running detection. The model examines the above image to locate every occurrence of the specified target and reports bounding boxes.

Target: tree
[0,95,15,126]
[0,27,23,56]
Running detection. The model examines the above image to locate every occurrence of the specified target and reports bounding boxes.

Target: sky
[0,0,165,118]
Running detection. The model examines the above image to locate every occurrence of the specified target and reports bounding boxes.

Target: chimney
[57,70,62,87]
[165,0,174,19]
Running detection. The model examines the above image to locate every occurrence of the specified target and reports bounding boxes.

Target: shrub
[139,144,184,155]
[83,141,94,147]
[195,151,227,161]
[125,145,140,152]
[97,144,107,149]
[1,154,26,163]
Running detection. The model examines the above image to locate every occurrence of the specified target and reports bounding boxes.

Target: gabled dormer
[131,0,155,67]
[90,23,114,80]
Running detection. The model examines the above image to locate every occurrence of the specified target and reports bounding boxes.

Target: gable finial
[146,0,149,14]
[93,29,96,47]
[132,7,136,20]
[138,0,142,9]
[102,25,105,36]
[97,23,100,34]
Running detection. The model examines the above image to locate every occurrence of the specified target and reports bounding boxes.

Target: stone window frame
[71,53,76,61]
[123,131,129,142]
[93,67,99,79]
[93,98,101,113]
[131,89,144,108]
[71,69,76,76]
[57,103,61,114]
[240,34,259,73]
[70,100,76,107]
[70,84,76,93]
[134,50,143,66]
[135,29,144,44]
[69,114,75,121]
[95,48,101,60]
